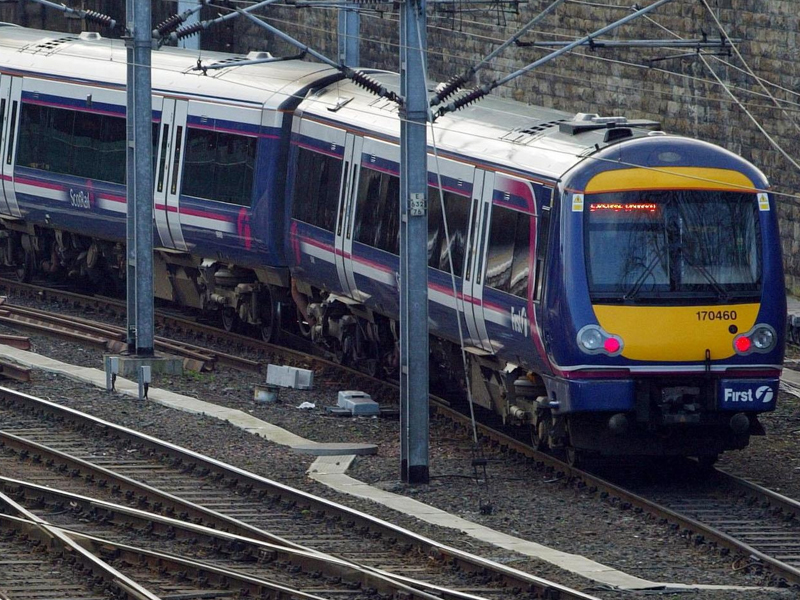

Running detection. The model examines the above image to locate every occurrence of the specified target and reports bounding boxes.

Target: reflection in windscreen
[585,191,761,301]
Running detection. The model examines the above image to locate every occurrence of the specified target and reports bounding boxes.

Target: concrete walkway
[0,343,779,593]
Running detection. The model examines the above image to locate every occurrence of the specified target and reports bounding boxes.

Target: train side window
[427,185,443,268]
[170,126,183,195]
[182,127,256,206]
[6,101,17,166]
[510,210,531,298]
[379,174,400,254]
[16,103,44,169]
[156,124,169,193]
[485,205,530,299]
[18,103,126,184]
[354,166,399,254]
[71,110,100,180]
[534,206,550,302]
[440,193,469,276]
[98,114,126,184]
[354,167,383,247]
[291,147,341,231]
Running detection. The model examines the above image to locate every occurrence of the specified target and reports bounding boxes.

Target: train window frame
[156,123,169,193]
[6,101,17,166]
[170,126,183,195]
[0,99,5,153]
[16,102,127,184]
[534,204,551,303]
[291,147,342,232]
[353,165,400,254]
[484,204,532,300]
[181,126,258,207]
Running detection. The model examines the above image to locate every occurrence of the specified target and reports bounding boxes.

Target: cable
[698,0,800,134]
[414,5,493,512]
[699,53,800,175]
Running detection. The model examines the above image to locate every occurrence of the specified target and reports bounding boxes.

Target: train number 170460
[696,310,737,321]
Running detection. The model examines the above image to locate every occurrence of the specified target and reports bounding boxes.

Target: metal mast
[399,0,430,484]
[125,0,154,356]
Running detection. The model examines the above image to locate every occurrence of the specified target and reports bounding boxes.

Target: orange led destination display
[589,202,659,212]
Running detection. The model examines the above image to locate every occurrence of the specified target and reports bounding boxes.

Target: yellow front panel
[585,167,756,194]
[592,304,760,361]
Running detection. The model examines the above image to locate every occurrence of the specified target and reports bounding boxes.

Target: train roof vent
[79,32,102,41]
[24,36,78,54]
[212,52,274,67]
[502,119,566,143]
[560,113,661,136]
[247,51,272,60]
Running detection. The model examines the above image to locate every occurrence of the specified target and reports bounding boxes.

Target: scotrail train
[0,25,785,465]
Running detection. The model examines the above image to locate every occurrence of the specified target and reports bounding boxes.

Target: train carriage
[0,25,786,463]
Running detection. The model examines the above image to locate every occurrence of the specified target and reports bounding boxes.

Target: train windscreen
[584,190,761,302]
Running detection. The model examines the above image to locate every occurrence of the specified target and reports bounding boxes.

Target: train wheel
[296,306,313,339]
[221,307,240,333]
[565,446,584,469]
[530,410,551,451]
[259,286,280,344]
[15,248,34,283]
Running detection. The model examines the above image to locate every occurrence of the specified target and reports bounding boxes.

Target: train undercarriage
[0,223,765,468]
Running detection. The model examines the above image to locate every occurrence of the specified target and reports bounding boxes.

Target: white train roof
[0,24,339,109]
[300,72,664,181]
[0,25,665,181]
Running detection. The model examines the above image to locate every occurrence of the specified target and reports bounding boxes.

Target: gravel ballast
[0,294,797,599]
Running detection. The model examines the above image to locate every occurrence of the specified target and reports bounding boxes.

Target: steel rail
[0,493,162,600]
[0,276,390,383]
[1,475,491,600]
[432,401,800,586]
[0,387,598,600]
[0,428,295,546]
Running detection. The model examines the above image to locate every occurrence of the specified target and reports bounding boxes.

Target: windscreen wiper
[623,248,667,302]
[681,255,730,302]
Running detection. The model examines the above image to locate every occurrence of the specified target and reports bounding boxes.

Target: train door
[0,75,22,217]
[333,133,363,299]
[462,170,494,353]
[153,98,188,251]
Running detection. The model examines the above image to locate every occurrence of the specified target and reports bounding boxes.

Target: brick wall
[3,1,799,292]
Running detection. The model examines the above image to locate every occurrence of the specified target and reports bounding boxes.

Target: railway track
[0,511,121,600]
[433,401,800,589]
[0,387,598,600]
[0,275,395,397]
[1,277,799,591]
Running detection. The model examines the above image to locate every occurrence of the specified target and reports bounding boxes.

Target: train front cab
[540,137,786,462]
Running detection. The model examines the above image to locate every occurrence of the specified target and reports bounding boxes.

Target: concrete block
[267,364,313,390]
[337,390,379,416]
[110,353,183,378]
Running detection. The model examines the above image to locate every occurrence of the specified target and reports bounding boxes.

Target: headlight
[577,325,623,356]
[579,327,603,350]
[752,326,775,350]
[733,324,777,355]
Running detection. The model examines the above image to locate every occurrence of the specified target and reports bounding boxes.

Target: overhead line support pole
[125,0,136,351]
[338,5,360,66]
[399,0,430,484]
[126,0,154,356]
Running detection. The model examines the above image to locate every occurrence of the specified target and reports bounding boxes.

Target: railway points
[0,335,791,595]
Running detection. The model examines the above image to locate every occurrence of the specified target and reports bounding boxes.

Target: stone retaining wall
[3,1,799,291]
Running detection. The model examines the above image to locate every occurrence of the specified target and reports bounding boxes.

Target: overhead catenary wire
[698,0,800,136]
[203,1,402,103]
[436,0,674,117]
[25,0,116,29]
[428,0,569,107]
[225,0,800,117]
[25,1,800,204]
